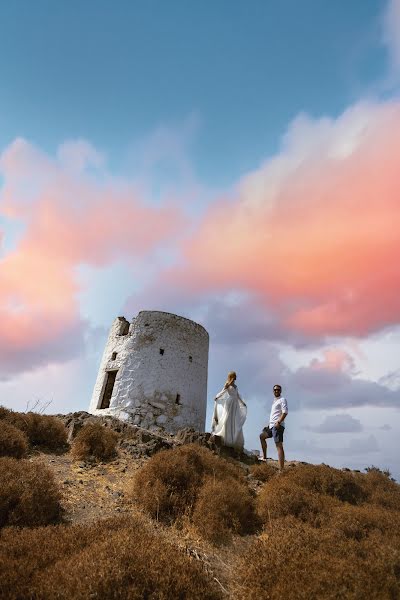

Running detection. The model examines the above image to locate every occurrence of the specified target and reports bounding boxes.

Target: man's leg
[260,431,268,460]
[276,442,285,471]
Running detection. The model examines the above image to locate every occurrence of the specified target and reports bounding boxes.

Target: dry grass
[24,412,68,451]
[327,502,400,542]
[356,468,400,511]
[71,422,119,461]
[249,462,277,482]
[0,421,29,458]
[0,406,67,451]
[257,476,336,526]
[192,475,258,544]
[0,516,222,600]
[234,517,400,600]
[0,457,62,528]
[133,444,243,523]
[284,463,367,504]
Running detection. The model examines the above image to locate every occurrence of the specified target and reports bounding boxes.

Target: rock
[156,414,168,425]
[149,401,166,411]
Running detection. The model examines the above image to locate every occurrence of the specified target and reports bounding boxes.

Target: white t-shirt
[269,396,288,428]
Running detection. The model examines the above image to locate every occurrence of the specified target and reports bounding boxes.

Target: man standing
[259,384,288,471]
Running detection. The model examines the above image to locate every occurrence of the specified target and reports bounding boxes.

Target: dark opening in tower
[99,370,118,409]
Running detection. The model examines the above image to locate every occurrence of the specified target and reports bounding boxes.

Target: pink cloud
[173,101,400,339]
[308,349,356,374]
[0,138,184,376]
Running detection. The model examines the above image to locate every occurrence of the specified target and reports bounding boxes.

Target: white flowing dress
[211,384,247,450]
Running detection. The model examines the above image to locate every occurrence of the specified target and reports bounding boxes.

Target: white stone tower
[89,311,209,433]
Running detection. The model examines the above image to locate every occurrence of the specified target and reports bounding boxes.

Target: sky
[1,0,399,477]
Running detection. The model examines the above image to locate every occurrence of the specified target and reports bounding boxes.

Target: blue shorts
[262,426,284,444]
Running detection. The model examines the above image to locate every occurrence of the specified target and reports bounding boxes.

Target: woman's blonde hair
[224,371,237,388]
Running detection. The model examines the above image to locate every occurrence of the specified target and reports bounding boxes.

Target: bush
[0,457,62,527]
[356,469,400,511]
[327,502,400,542]
[0,406,31,433]
[71,422,118,461]
[133,444,244,523]
[257,477,335,526]
[249,462,277,482]
[0,422,29,458]
[0,407,67,451]
[0,516,222,600]
[233,517,400,600]
[23,412,68,451]
[284,464,367,504]
[192,476,258,544]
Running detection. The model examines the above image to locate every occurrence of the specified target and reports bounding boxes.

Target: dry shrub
[133,444,244,522]
[284,463,367,504]
[0,406,31,433]
[71,422,118,461]
[0,516,221,600]
[257,477,336,526]
[249,462,277,482]
[0,406,67,451]
[0,421,29,458]
[23,412,68,451]
[328,502,400,542]
[356,469,400,511]
[0,457,62,527]
[192,476,258,544]
[234,517,400,600]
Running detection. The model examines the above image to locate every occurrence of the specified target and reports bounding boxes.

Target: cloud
[379,368,400,390]
[0,138,184,377]
[290,434,379,457]
[169,100,400,342]
[305,413,363,433]
[290,345,400,409]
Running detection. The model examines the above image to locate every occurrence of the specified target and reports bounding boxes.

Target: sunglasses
[273,387,281,392]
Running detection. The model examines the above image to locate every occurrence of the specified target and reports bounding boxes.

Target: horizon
[1,0,399,478]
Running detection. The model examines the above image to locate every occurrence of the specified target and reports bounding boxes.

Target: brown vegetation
[0,406,67,451]
[0,457,62,527]
[192,475,258,544]
[133,444,244,523]
[257,476,336,526]
[356,468,400,511]
[71,422,119,461]
[0,421,29,458]
[234,517,400,600]
[249,463,400,599]
[249,461,277,482]
[284,463,367,504]
[0,516,222,600]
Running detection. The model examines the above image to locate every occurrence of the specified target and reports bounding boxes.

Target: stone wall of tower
[89,311,209,433]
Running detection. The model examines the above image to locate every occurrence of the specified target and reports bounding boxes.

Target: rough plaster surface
[89,311,209,433]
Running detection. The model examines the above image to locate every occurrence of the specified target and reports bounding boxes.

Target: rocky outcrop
[57,412,258,463]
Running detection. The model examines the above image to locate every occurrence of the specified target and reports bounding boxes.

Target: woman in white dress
[211,371,247,450]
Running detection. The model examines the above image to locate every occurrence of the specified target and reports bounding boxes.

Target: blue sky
[0,1,387,182]
[1,0,400,477]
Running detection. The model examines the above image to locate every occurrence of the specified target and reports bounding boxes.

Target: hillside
[1,408,399,599]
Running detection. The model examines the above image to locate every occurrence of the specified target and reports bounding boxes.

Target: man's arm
[276,398,288,427]
[275,412,287,427]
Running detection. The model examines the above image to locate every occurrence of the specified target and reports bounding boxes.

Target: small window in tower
[189,356,193,363]
[159,348,165,355]
[175,394,181,405]
[111,352,117,360]
[145,323,150,327]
